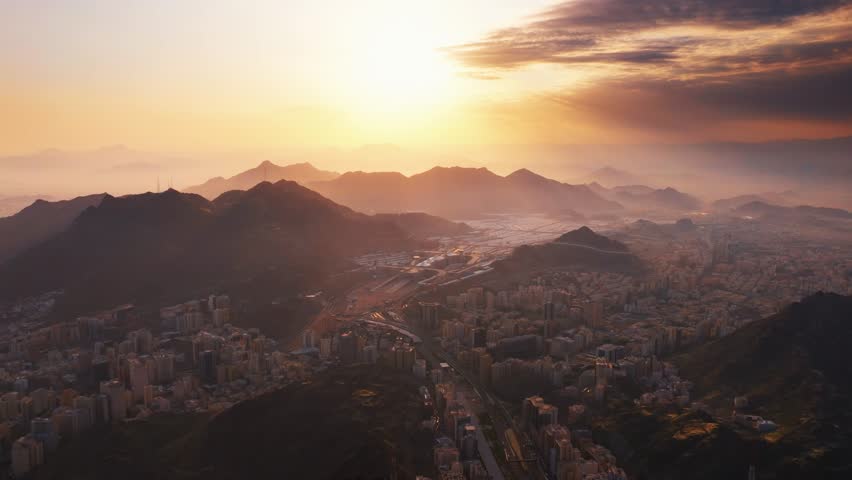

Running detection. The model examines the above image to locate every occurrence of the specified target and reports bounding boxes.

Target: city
[1,1,851,479]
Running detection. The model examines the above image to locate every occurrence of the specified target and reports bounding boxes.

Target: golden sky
[1,0,851,154]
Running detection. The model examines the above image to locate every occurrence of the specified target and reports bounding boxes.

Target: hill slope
[184,161,339,199]
[0,182,416,315]
[594,294,852,480]
[495,226,641,273]
[0,194,106,264]
[673,293,852,478]
[33,366,433,480]
[373,212,473,238]
[679,293,852,424]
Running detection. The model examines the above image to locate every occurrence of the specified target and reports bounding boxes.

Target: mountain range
[735,201,852,221]
[589,183,703,212]
[711,192,799,211]
[184,161,339,199]
[309,166,622,218]
[0,181,423,316]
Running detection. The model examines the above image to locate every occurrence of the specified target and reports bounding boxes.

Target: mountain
[0,194,58,218]
[307,171,409,213]
[611,185,656,196]
[0,194,106,264]
[184,161,339,199]
[592,294,852,480]
[372,213,472,238]
[675,293,852,478]
[495,227,641,273]
[625,218,699,239]
[586,166,645,187]
[32,365,433,480]
[589,183,703,212]
[310,166,622,218]
[680,293,852,419]
[735,201,852,221]
[712,191,799,211]
[613,186,703,212]
[0,182,416,316]
[554,226,629,251]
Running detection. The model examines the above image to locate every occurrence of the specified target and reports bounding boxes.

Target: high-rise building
[212,307,230,327]
[128,359,149,403]
[103,380,127,422]
[302,329,315,349]
[199,350,217,384]
[29,389,54,417]
[583,301,603,329]
[0,392,20,420]
[154,352,175,384]
[93,394,110,425]
[419,302,440,330]
[11,435,44,477]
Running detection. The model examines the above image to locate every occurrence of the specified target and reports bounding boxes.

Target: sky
[1,0,851,155]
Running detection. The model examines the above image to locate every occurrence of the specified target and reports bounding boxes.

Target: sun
[342,13,456,115]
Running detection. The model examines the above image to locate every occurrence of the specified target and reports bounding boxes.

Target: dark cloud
[448,0,852,69]
[449,0,852,131]
[560,63,852,129]
[537,0,848,30]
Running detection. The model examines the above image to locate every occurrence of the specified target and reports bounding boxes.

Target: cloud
[448,0,852,69]
[447,0,852,138]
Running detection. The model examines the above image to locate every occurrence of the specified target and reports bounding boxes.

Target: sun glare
[342,12,456,116]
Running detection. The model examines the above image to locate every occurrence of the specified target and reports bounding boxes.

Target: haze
[1,1,850,201]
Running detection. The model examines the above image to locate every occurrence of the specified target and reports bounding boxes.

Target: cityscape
[1,1,851,479]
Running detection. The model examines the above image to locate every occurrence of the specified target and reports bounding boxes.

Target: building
[199,350,217,384]
[302,329,315,349]
[128,359,150,403]
[319,337,333,359]
[11,435,44,477]
[103,380,127,422]
[154,352,175,384]
[420,302,440,330]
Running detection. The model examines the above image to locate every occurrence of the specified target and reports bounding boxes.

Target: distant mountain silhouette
[585,166,645,187]
[614,186,702,211]
[310,166,621,218]
[0,194,106,264]
[735,201,852,221]
[185,161,339,199]
[712,191,799,211]
[625,218,698,238]
[588,183,702,212]
[611,185,656,196]
[0,182,416,316]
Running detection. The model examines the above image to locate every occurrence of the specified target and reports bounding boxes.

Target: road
[549,241,634,255]
[372,315,547,480]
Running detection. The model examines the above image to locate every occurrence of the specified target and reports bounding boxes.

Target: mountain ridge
[184,161,339,200]
[0,181,417,316]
